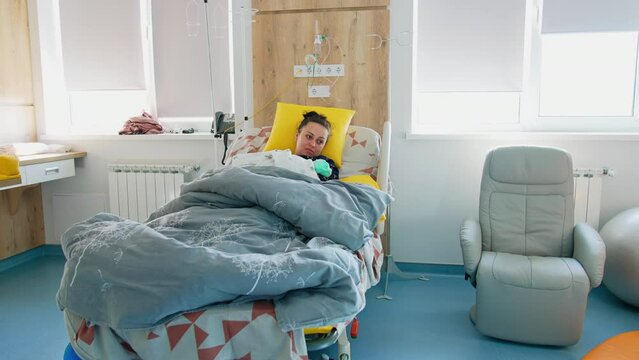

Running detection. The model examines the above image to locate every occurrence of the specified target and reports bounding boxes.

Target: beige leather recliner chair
[460,146,606,346]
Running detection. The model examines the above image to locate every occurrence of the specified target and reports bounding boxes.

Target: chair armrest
[573,222,606,288]
[460,218,482,285]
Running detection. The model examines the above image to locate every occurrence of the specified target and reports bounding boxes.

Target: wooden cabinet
[0,152,87,260]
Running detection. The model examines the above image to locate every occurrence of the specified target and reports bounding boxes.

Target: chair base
[472,253,591,346]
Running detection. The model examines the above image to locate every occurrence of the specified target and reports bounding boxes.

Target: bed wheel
[338,354,350,360]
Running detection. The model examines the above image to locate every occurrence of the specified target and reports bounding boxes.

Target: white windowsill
[406,131,639,141]
[39,133,233,141]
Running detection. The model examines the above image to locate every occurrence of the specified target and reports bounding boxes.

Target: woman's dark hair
[297,111,331,136]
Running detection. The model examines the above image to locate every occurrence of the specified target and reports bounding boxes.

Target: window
[413,92,521,133]
[538,32,638,118]
[412,0,639,133]
[412,0,529,133]
[152,0,234,123]
[533,0,639,131]
[57,0,152,134]
[36,0,234,135]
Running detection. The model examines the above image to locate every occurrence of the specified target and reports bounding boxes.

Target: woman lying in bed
[293,111,339,181]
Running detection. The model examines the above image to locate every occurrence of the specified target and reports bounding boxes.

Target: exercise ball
[63,343,81,360]
[600,207,639,307]
[582,331,639,359]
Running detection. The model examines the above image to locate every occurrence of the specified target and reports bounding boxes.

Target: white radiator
[108,162,199,221]
[573,167,613,229]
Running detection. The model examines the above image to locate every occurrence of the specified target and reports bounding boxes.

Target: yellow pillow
[340,175,386,222]
[263,102,355,168]
[340,174,380,189]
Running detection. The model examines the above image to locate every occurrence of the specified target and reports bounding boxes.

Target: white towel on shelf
[0,143,71,156]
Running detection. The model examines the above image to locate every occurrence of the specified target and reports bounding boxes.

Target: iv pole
[376,203,429,301]
[375,28,429,302]
[203,0,218,135]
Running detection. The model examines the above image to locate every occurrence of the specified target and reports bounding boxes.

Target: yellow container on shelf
[0,154,20,181]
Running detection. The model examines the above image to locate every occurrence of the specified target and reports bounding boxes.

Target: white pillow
[229,150,319,180]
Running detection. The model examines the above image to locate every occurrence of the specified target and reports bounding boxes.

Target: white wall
[39,138,224,244]
[389,0,639,265]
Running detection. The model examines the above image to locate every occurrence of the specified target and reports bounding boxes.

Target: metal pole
[203,0,217,134]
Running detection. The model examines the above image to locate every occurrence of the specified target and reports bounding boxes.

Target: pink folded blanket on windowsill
[119,112,164,135]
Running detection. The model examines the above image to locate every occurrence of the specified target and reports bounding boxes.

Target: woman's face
[295,122,329,158]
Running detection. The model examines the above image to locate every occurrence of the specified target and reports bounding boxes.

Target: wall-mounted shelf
[0,176,21,189]
[0,151,87,192]
[0,151,87,259]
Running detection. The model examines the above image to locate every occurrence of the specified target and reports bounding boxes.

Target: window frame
[411,0,535,134]
[524,30,639,132]
[411,0,639,134]
[40,0,156,135]
[35,0,236,136]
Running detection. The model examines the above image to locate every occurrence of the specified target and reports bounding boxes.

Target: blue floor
[1,252,638,360]
[340,274,639,360]
[0,255,69,360]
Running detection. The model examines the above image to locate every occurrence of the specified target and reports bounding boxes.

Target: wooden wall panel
[0,0,42,259]
[253,0,388,12]
[252,4,389,134]
[0,0,35,145]
[0,0,33,105]
[0,106,36,144]
[0,185,45,260]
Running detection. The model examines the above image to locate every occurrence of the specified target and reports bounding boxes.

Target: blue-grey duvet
[57,166,391,332]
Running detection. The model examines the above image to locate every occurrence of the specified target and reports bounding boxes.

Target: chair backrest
[479,146,574,257]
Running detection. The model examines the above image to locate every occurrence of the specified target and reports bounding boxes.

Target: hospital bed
[58,123,391,360]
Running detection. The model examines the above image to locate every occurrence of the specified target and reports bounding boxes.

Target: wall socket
[308,85,330,98]
[294,64,345,78]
